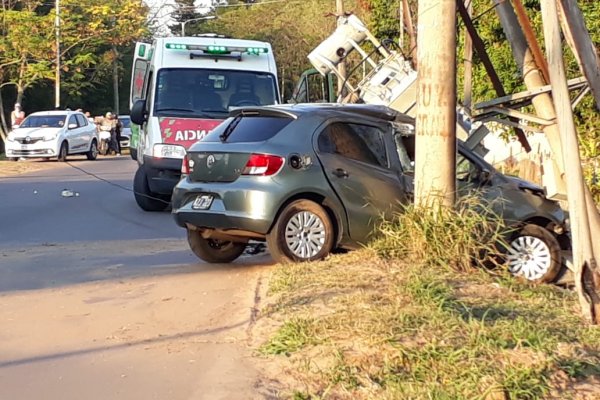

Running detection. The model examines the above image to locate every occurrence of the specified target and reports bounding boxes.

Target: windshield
[119,117,131,128]
[19,115,66,128]
[153,68,278,119]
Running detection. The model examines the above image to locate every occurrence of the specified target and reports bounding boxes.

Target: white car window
[75,114,88,127]
[68,115,79,129]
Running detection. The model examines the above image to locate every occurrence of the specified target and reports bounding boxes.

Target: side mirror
[68,123,78,129]
[130,99,147,125]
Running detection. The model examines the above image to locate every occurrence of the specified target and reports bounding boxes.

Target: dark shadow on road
[0,240,274,293]
[0,319,249,369]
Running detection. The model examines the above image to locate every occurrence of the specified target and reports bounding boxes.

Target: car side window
[456,153,482,186]
[75,114,87,127]
[68,115,79,129]
[318,122,388,168]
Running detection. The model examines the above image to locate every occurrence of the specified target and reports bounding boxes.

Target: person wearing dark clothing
[101,112,122,156]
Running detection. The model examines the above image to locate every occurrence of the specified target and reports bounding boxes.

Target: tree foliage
[195,0,366,98]
[0,0,149,142]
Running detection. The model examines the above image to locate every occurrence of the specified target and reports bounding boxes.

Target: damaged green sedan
[172,104,569,283]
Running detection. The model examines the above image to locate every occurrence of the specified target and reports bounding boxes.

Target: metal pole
[414,0,456,207]
[540,0,599,324]
[55,0,60,109]
[181,21,185,36]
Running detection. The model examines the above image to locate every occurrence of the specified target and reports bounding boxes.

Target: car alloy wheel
[267,199,334,263]
[285,211,327,259]
[505,224,561,283]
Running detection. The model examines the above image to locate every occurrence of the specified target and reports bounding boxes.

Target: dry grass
[257,252,600,399]
[256,203,600,399]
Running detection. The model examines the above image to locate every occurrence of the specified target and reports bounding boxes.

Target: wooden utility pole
[540,0,599,324]
[414,0,456,207]
[402,0,417,67]
[336,0,346,98]
[462,0,473,110]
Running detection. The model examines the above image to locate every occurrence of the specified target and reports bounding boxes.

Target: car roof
[27,110,79,117]
[230,103,414,124]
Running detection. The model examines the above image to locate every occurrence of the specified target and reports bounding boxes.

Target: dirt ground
[0,159,63,177]
[0,160,281,399]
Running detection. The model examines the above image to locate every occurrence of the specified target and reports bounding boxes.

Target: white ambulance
[129,36,280,211]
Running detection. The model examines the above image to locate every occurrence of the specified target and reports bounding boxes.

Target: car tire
[130,147,138,161]
[133,167,169,212]
[504,224,562,283]
[267,199,334,263]
[86,140,98,160]
[57,142,68,162]
[99,140,108,156]
[187,230,246,263]
[7,157,18,162]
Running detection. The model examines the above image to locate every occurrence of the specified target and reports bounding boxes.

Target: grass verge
[257,204,600,399]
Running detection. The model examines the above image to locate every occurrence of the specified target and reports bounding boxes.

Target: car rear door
[314,120,409,243]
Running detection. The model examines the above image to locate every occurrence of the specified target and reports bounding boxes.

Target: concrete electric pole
[540,0,599,323]
[414,0,457,207]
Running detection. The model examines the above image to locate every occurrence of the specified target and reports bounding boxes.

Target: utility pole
[540,0,599,324]
[493,0,600,271]
[402,0,417,67]
[336,0,346,98]
[55,0,60,109]
[414,0,456,207]
[462,0,473,110]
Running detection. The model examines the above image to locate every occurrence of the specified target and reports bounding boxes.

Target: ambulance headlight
[153,144,186,159]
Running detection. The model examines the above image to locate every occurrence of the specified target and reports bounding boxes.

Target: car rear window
[203,116,292,143]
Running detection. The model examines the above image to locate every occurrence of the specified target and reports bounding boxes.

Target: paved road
[0,156,274,400]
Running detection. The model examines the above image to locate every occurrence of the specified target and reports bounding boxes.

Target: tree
[198,0,365,99]
[0,0,150,143]
[169,0,204,36]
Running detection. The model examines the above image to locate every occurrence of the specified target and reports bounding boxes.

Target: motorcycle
[98,125,112,155]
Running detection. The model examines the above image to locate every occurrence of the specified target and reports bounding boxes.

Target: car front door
[66,115,83,151]
[75,114,94,150]
[315,120,409,243]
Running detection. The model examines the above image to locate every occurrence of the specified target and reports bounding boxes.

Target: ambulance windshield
[154,68,278,118]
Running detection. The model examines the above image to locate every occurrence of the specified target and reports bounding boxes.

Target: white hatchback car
[5,110,99,162]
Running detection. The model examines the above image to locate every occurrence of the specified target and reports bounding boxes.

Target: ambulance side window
[145,70,154,115]
[131,59,149,103]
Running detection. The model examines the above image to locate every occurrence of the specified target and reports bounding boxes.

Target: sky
[144,0,215,36]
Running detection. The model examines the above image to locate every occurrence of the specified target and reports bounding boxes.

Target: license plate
[21,144,28,150]
[192,195,214,210]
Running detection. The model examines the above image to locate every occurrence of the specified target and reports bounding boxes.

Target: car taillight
[181,155,194,174]
[242,154,284,176]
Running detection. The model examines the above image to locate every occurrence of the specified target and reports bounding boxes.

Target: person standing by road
[101,112,122,156]
[10,103,25,128]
